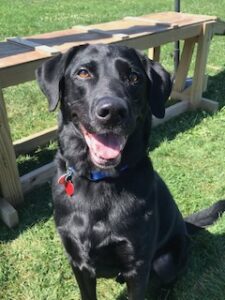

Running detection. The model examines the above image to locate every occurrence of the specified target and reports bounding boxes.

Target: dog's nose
[95,97,128,124]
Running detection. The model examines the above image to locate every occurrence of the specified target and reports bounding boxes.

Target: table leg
[190,22,214,109]
[0,87,23,208]
[173,37,196,93]
[0,197,19,228]
[148,46,161,62]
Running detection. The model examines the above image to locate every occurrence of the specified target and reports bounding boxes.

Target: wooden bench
[0,12,225,227]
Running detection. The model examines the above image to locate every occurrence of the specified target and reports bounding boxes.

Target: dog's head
[36,44,171,169]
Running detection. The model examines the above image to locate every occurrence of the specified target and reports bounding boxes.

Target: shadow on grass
[17,143,57,176]
[116,229,225,300]
[205,67,225,109]
[149,109,209,151]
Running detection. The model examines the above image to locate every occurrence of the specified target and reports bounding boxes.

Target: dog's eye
[77,69,91,79]
[128,72,139,84]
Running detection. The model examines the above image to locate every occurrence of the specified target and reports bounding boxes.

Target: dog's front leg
[71,265,97,300]
[125,266,150,300]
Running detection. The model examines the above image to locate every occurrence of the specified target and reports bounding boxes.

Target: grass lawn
[1,0,225,299]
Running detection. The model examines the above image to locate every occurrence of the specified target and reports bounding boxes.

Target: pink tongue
[88,133,123,160]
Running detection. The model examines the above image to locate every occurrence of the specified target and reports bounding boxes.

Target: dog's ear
[147,59,172,118]
[137,52,172,119]
[36,44,88,111]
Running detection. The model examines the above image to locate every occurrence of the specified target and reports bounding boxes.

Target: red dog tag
[58,174,75,197]
[65,181,75,197]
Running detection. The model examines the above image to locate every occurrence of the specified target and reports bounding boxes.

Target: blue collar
[67,165,128,182]
[58,165,129,197]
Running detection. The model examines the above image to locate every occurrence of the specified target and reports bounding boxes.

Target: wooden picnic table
[0,12,225,227]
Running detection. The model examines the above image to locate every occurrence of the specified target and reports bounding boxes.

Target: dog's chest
[68,196,153,276]
[78,215,144,278]
[56,175,155,277]
[90,220,132,272]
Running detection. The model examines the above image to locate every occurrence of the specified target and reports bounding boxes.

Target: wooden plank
[73,26,129,40]
[199,97,219,113]
[94,20,171,38]
[20,162,55,194]
[0,197,19,228]
[124,16,177,28]
[0,49,47,69]
[14,126,57,155]
[173,37,196,92]
[171,91,218,114]
[0,58,48,88]
[79,14,203,41]
[88,28,129,40]
[148,46,160,61]
[113,23,203,49]
[0,41,30,60]
[137,12,217,27]
[126,13,217,31]
[152,101,189,127]
[77,19,150,36]
[0,88,24,206]
[7,37,60,55]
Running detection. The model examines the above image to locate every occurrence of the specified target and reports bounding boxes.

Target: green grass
[0,0,225,299]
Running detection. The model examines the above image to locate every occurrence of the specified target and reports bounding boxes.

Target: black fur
[36,44,225,300]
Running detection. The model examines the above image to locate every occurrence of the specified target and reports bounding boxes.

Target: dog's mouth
[80,125,127,168]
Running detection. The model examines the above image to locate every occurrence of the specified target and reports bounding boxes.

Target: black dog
[36,44,225,300]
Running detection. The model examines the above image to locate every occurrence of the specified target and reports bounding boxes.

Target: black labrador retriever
[36,44,225,300]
